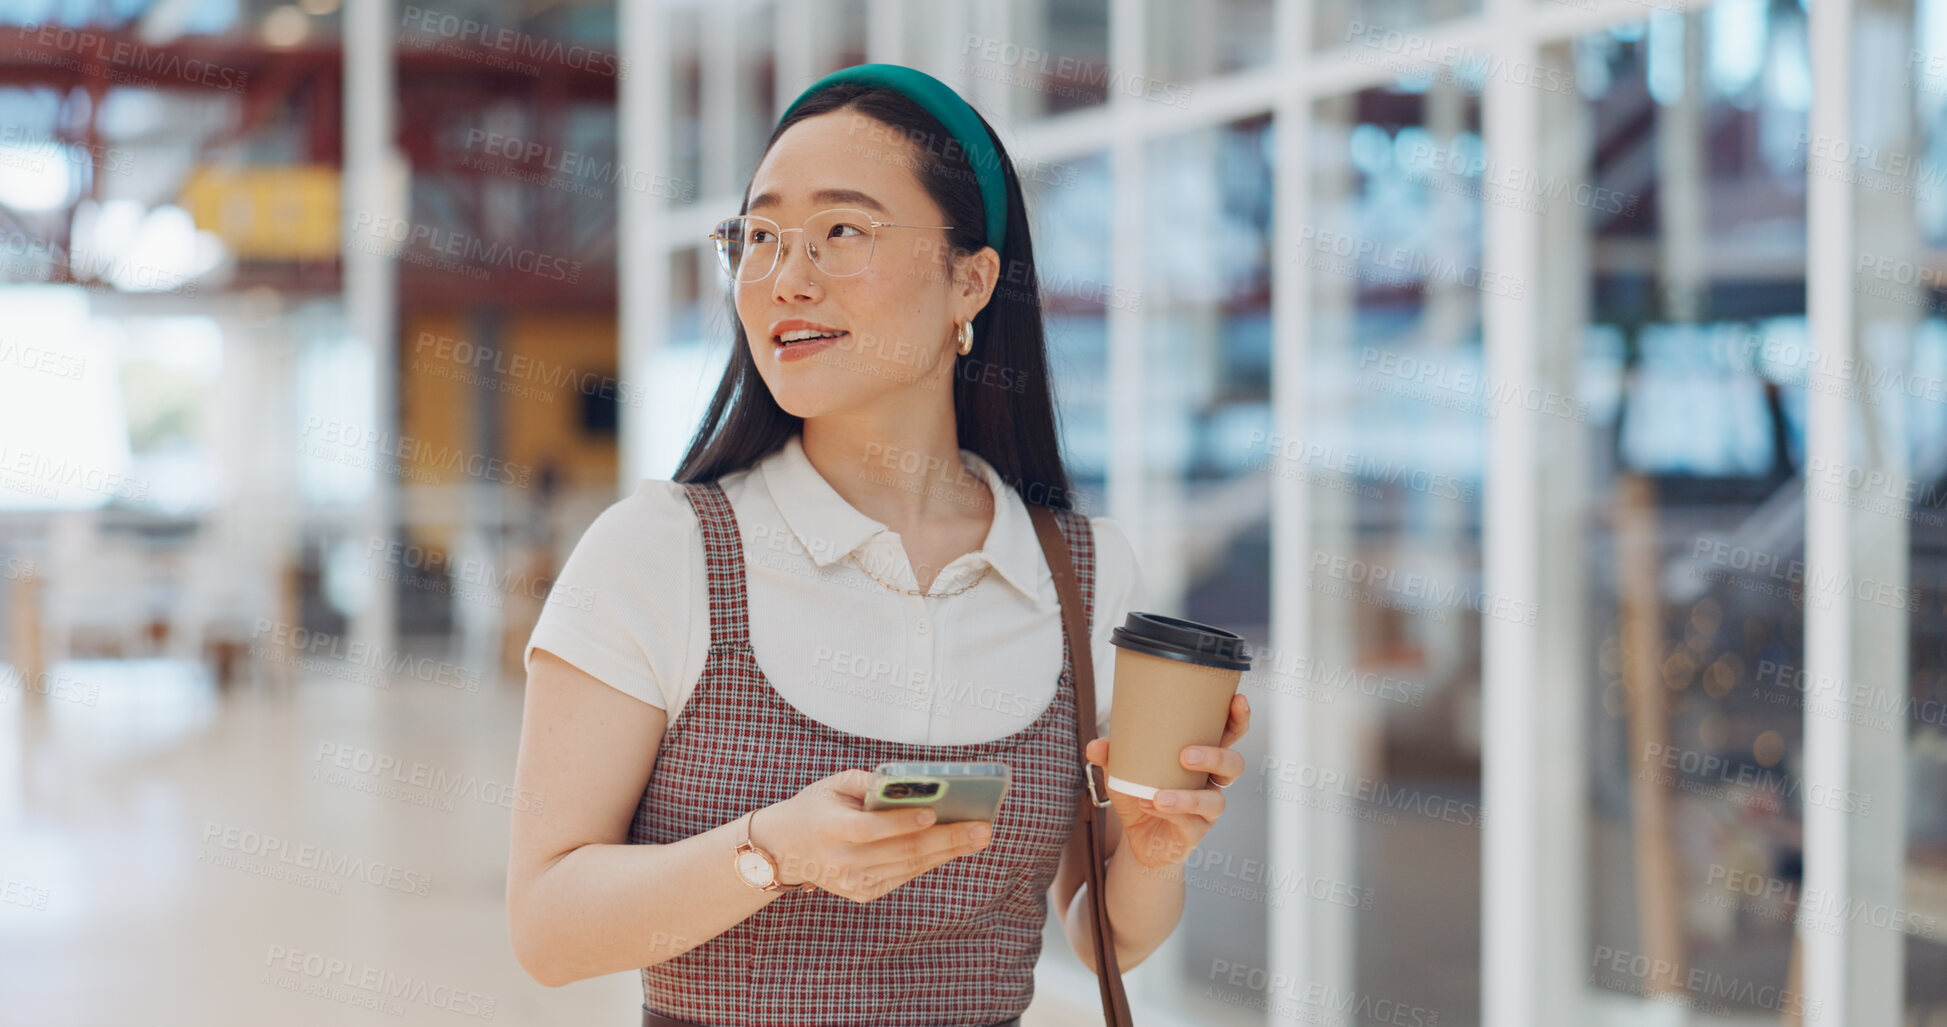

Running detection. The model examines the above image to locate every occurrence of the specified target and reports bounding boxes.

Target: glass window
[737,1,779,188]
[1139,115,1275,1023]
[1560,11,1826,1020]
[1316,0,1484,57]
[1146,0,1275,83]
[1284,78,1489,1026]
[1024,151,1113,513]
[828,0,869,68]
[647,247,730,480]
[993,0,1113,118]
[0,289,144,513]
[671,2,702,207]
[1880,0,1947,1017]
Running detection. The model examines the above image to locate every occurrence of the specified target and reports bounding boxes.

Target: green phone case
[863,761,1011,824]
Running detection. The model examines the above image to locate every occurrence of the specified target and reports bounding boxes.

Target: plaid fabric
[629,480,1096,1027]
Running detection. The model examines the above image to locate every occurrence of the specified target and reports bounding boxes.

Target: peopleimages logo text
[960,36,1193,108]
[1341,21,1576,94]
[12,23,248,90]
[348,212,580,284]
[264,944,496,1020]
[401,5,626,78]
[1691,537,1918,612]
[313,743,543,813]
[201,822,432,896]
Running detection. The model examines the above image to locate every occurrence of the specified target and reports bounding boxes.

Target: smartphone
[863,761,1010,824]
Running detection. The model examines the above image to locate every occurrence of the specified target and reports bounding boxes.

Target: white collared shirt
[524,433,1142,745]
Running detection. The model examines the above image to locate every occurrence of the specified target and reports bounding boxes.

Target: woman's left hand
[1084,693,1251,869]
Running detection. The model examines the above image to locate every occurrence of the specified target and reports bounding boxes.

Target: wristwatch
[733,808,815,893]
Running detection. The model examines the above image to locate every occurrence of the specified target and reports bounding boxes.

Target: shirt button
[916,618,931,634]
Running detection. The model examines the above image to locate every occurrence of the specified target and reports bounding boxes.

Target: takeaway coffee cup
[1104,612,1253,799]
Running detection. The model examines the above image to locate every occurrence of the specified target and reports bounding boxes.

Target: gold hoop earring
[957,320,974,356]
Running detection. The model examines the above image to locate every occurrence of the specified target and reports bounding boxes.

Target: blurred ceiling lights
[0,142,84,211]
[261,5,311,48]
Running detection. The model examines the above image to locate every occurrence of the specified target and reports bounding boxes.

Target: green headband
[779,63,1007,255]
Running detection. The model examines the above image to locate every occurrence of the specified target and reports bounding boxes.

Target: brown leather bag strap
[1028,502,1135,1027]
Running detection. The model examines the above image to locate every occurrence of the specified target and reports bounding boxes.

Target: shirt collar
[757,433,1045,602]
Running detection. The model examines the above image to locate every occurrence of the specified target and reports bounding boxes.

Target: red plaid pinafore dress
[628,481,1094,1026]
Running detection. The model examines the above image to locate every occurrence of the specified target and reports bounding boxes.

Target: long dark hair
[671,81,1075,511]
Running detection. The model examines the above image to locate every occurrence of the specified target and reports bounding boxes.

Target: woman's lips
[774,330,848,345]
[773,331,846,361]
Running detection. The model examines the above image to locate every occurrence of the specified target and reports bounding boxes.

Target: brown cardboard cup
[1103,613,1252,799]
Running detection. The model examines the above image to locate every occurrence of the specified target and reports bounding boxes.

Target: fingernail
[1156,794,1177,808]
[917,810,935,826]
[969,825,991,843]
[1184,749,1204,765]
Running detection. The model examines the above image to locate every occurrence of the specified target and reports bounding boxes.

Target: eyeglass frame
[706,206,957,283]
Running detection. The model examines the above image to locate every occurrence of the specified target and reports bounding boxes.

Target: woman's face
[734,109,996,420]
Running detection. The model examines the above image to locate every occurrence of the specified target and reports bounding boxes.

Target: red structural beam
[0,27,619,101]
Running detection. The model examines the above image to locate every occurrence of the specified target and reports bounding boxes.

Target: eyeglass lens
[712,208,878,282]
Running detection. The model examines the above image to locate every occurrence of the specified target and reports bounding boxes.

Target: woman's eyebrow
[747,188,888,214]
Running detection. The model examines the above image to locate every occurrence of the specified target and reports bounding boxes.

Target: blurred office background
[1,0,1944,1024]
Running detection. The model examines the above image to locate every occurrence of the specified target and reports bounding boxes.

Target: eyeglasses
[707,207,955,283]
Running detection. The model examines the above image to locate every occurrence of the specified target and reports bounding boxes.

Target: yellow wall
[398,311,620,552]
[499,312,624,491]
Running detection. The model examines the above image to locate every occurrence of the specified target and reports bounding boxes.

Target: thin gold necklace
[848,552,992,598]
[844,473,998,598]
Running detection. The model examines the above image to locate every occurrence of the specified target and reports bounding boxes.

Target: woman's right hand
[751,769,994,903]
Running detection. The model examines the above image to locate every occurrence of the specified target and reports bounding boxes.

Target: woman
[505,63,1252,1027]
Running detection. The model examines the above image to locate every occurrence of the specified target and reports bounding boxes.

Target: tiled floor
[0,658,1106,1026]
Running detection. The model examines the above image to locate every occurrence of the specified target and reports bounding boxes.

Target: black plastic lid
[1109,612,1252,671]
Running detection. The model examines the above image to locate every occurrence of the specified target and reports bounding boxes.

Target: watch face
[735,849,775,887]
